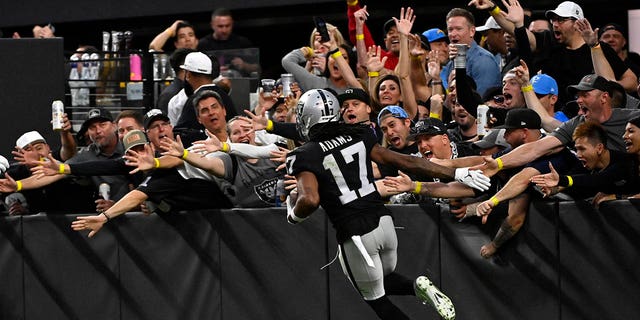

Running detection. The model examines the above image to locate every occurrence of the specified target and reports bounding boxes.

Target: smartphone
[313,16,331,43]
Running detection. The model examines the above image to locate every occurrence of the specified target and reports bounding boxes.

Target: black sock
[366,295,410,320]
[384,272,414,296]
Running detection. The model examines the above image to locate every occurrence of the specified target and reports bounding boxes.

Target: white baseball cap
[545,1,584,20]
[16,131,46,149]
[180,52,212,75]
[476,16,501,32]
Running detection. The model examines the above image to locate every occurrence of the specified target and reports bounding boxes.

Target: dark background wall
[1,0,638,80]
[1,201,639,320]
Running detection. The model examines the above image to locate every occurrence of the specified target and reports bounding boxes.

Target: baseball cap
[122,130,148,152]
[530,74,558,95]
[377,105,409,126]
[408,118,447,141]
[422,28,448,43]
[567,74,610,96]
[338,88,370,106]
[383,18,396,36]
[545,1,584,20]
[16,131,46,149]
[144,108,171,130]
[599,23,626,39]
[180,52,212,75]
[473,129,510,149]
[79,107,113,134]
[496,108,542,130]
[476,16,501,32]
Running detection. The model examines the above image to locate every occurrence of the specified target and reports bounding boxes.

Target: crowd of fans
[2,0,640,262]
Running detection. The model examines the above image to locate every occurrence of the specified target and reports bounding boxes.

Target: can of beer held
[476,104,489,138]
[52,100,65,131]
[280,73,294,97]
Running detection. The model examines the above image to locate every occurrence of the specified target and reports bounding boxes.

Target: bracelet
[347,0,358,6]
[489,196,500,206]
[102,212,110,221]
[59,163,66,174]
[412,181,422,194]
[430,80,443,85]
[303,46,314,59]
[266,119,274,131]
[368,71,380,77]
[496,157,504,170]
[521,84,534,92]
[16,180,23,192]
[355,34,365,41]
[591,42,601,49]
[429,112,441,120]
[490,6,501,15]
[154,158,160,169]
[567,176,573,187]
[327,48,340,56]
[221,142,230,153]
[181,149,189,160]
[330,50,343,59]
[411,55,423,61]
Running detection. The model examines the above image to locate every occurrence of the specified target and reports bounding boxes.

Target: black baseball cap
[496,108,541,130]
[144,108,171,130]
[567,74,611,97]
[338,88,370,106]
[79,107,114,134]
[408,118,447,141]
[383,18,395,36]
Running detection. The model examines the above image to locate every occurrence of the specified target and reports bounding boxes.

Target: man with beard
[376,105,420,178]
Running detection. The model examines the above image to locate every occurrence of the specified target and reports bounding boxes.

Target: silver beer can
[280,73,294,97]
[52,100,65,131]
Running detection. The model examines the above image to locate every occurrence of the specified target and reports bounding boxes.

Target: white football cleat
[414,275,456,320]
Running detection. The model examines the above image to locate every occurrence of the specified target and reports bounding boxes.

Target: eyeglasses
[549,17,575,24]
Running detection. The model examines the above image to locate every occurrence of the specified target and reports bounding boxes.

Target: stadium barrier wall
[1,200,639,320]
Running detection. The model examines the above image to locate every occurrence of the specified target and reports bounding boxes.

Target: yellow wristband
[567,176,573,187]
[303,46,314,59]
[154,158,160,169]
[496,157,504,170]
[591,43,601,49]
[429,112,441,120]
[521,84,534,92]
[16,180,23,192]
[347,0,358,6]
[490,6,501,15]
[411,55,423,61]
[489,196,500,206]
[330,51,343,59]
[59,163,66,174]
[266,119,274,131]
[368,71,380,77]
[355,34,364,41]
[412,181,422,194]
[181,149,189,160]
[221,142,230,153]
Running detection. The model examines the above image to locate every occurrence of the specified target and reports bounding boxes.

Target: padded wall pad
[558,200,640,320]
[22,214,119,320]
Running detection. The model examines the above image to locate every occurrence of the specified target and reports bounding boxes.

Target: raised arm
[149,20,182,52]
[513,60,562,132]
[395,7,418,119]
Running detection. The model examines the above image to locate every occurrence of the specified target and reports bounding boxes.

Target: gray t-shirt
[550,108,640,152]
[216,153,283,208]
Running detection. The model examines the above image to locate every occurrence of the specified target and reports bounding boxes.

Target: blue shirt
[442,41,502,97]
